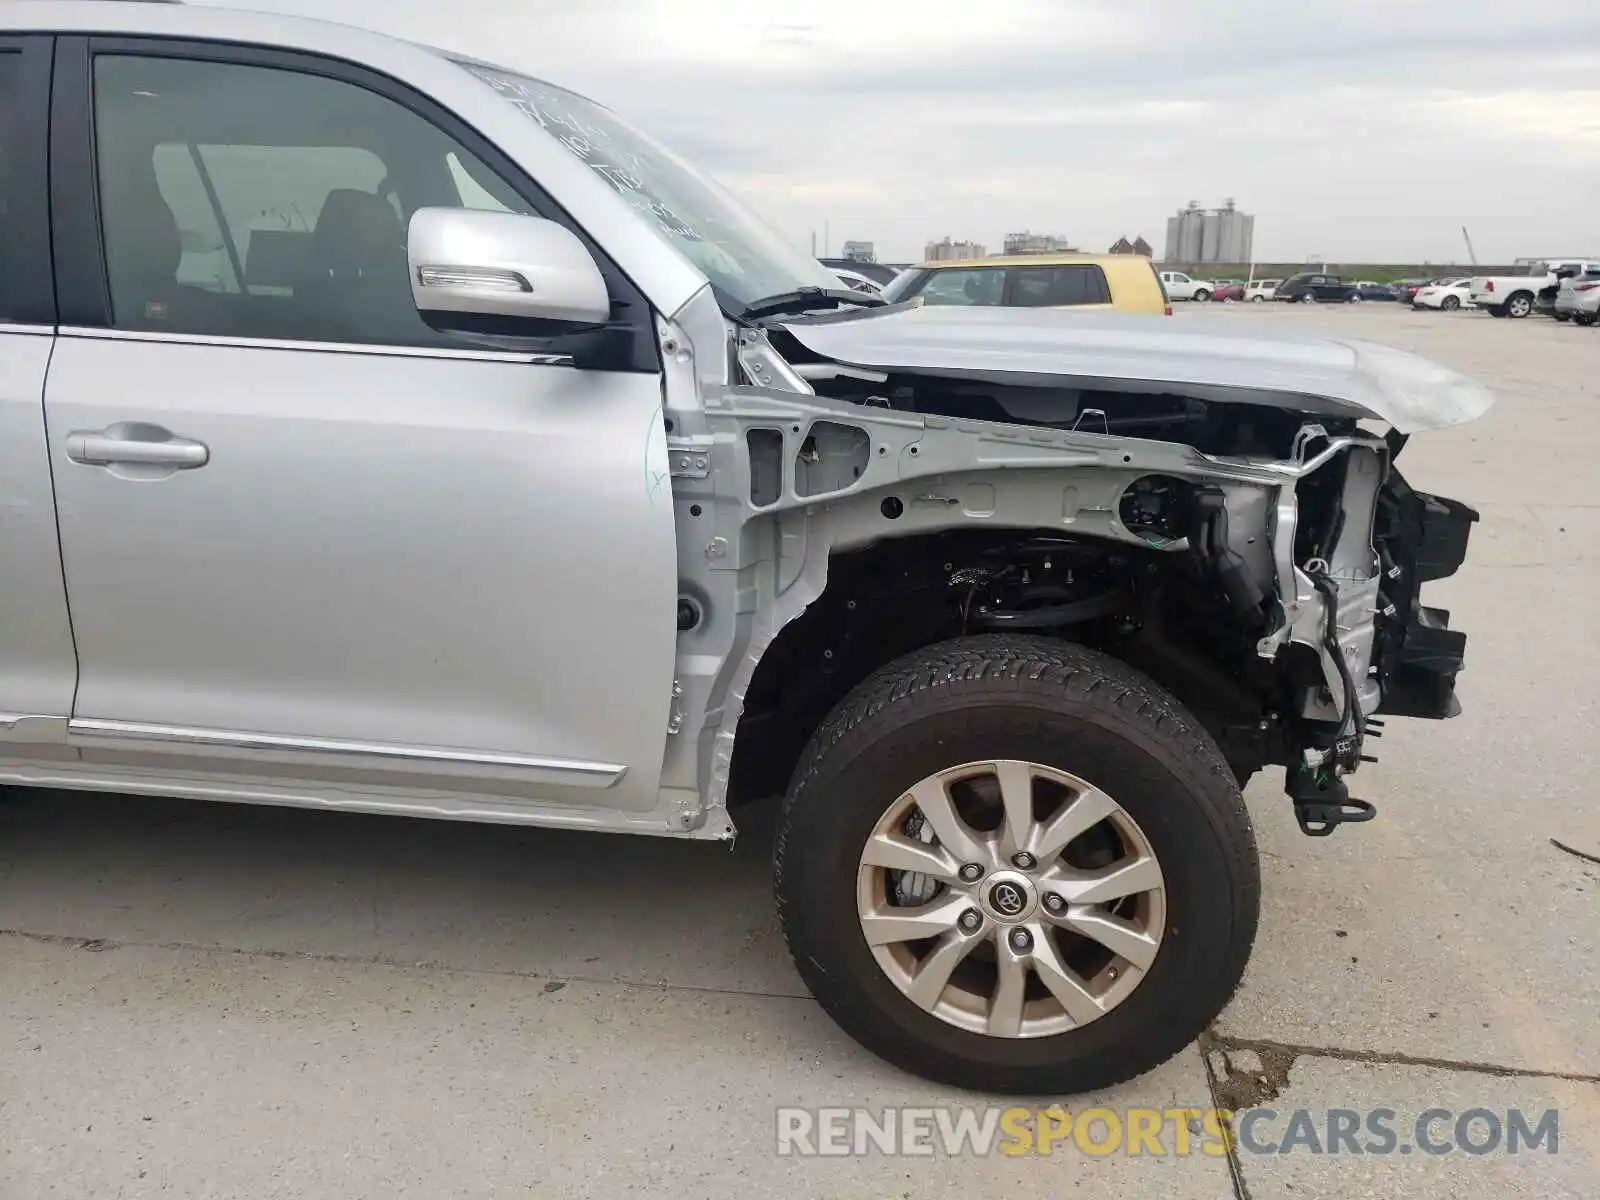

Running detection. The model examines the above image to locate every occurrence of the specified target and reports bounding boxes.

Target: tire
[1301,294,1316,304]
[1441,296,1460,312]
[1506,292,1534,318]
[1575,313,1596,327]
[1251,295,1265,303]
[1192,289,1211,303]
[774,634,1260,1095]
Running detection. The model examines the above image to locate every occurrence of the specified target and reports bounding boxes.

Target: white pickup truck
[1158,270,1214,302]
[1470,259,1600,318]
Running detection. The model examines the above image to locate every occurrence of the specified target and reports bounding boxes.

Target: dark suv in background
[1274,273,1357,303]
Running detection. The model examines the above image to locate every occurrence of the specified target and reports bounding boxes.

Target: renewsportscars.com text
[775,1106,1560,1158]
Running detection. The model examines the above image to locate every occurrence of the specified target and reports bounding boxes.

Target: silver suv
[0,1,1491,1094]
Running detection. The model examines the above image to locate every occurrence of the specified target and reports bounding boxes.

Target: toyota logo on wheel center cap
[978,870,1038,922]
[989,882,1027,917]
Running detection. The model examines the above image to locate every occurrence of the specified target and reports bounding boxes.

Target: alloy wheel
[855,759,1166,1039]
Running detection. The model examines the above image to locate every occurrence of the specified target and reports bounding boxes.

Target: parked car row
[827,259,1600,328]
[1470,260,1600,319]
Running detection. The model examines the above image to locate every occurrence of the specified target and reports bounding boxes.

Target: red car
[1211,281,1246,302]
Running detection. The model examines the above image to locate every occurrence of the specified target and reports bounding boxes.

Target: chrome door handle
[66,427,210,469]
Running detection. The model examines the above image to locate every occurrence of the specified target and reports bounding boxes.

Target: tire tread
[774,634,1261,1093]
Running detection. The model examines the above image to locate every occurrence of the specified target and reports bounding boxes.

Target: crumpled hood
[778,306,1495,435]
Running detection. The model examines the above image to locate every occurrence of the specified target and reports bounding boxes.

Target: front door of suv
[43,42,678,815]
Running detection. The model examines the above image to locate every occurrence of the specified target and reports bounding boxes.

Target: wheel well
[726,528,1288,805]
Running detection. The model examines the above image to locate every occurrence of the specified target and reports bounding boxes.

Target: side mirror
[407,208,610,328]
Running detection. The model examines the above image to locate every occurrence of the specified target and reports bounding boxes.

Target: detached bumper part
[1375,474,1479,722]
[1382,606,1466,719]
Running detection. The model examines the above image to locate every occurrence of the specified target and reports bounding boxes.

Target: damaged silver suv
[0,2,1489,1094]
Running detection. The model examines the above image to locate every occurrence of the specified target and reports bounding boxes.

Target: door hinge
[667,437,713,479]
[666,680,685,735]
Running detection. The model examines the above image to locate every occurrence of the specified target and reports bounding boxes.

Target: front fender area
[661,384,1294,835]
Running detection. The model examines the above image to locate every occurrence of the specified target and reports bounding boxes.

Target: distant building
[1164,200,1253,265]
[1132,235,1153,257]
[924,237,987,262]
[840,240,876,263]
[1003,231,1077,256]
[1108,235,1153,256]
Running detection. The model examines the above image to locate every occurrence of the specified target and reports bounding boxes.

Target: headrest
[309,189,405,273]
[102,153,181,282]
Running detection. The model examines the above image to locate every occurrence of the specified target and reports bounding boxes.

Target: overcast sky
[195,0,1599,264]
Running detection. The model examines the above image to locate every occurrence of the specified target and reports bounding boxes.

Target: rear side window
[1009,266,1112,307]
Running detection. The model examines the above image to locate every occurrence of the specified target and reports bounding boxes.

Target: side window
[1060,266,1111,305]
[0,50,19,320]
[1010,269,1055,307]
[93,54,537,345]
[916,269,1004,306]
[1010,266,1112,307]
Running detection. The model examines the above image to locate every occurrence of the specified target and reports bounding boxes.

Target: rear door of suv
[0,34,79,750]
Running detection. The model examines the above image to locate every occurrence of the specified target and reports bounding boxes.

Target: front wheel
[1251,295,1265,303]
[774,635,1260,1095]
[1192,289,1211,303]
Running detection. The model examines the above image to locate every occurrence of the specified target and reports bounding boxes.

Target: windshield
[881,270,923,304]
[456,60,841,310]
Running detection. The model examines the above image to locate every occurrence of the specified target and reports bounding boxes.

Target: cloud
[191,0,1600,263]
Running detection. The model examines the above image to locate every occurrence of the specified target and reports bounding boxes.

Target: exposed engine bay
[691,314,1481,838]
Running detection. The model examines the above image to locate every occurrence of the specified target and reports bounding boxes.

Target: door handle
[66,426,209,469]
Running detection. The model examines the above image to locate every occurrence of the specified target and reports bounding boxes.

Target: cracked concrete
[3,305,1596,1199]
